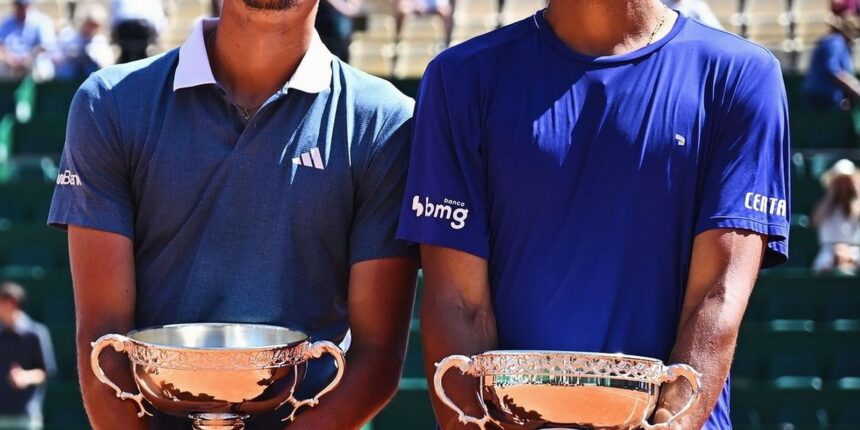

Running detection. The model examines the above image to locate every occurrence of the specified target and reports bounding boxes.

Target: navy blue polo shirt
[49,19,414,428]
[397,12,790,429]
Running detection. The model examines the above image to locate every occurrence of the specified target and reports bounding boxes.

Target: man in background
[0,0,56,80]
[54,4,113,80]
[0,282,57,430]
[110,0,166,63]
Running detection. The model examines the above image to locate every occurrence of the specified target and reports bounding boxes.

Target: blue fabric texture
[397,12,790,430]
[48,48,415,428]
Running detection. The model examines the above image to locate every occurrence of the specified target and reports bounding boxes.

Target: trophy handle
[282,340,346,422]
[641,364,702,430]
[90,334,152,418]
[433,355,502,430]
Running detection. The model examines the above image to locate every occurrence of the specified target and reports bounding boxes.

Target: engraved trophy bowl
[434,351,701,430]
[90,323,345,430]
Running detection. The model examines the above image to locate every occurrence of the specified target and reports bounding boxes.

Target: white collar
[173,18,333,94]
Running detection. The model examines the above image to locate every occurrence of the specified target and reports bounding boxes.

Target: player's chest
[482,79,712,181]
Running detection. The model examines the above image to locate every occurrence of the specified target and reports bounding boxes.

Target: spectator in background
[662,0,724,29]
[110,0,166,63]
[397,0,452,44]
[212,0,222,17]
[0,282,56,430]
[54,4,113,80]
[802,16,860,110]
[813,159,860,275]
[0,0,56,81]
[316,0,363,62]
[832,0,860,16]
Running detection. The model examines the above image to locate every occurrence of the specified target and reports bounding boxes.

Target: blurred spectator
[802,16,860,111]
[663,0,724,29]
[316,0,363,62]
[110,0,166,63]
[212,0,222,17]
[54,4,113,80]
[0,0,56,81]
[832,0,860,16]
[813,159,860,275]
[397,0,452,43]
[0,282,56,430]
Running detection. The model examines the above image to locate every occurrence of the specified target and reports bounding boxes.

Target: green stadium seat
[830,354,860,390]
[35,80,82,117]
[732,403,764,430]
[43,381,89,430]
[768,354,823,390]
[823,297,860,332]
[785,224,818,269]
[372,378,435,430]
[763,296,817,332]
[12,114,68,156]
[773,407,829,429]
[403,322,425,378]
[835,409,860,430]
[732,351,763,389]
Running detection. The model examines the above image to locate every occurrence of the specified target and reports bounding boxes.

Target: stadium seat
[835,409,860,430]
[763,294,817,332]
[706,0,742,33]
[372,378,435,430]
[399,14,446,42]
[822,297,860,332]
[451,15,496,43]
[353,13,398,43]
[786,223,818,270]
[731,403,764,430]
[393,41,439,79]
[773,407,829,429]
[453,0,499,21]
[402,321,425,378]
[742,0,790,45]
[767,353,823,390]
[790,0,831,29]
[500,0,547,25]
[732,351,763,389]
[830,354,860,390]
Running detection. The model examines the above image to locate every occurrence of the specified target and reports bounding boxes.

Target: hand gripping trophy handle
[90,334,153,418]
[281,340,346,422]
[433,355,503,430]
[640,364,702,430]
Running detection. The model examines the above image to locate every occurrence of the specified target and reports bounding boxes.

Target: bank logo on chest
[292,148,325,170]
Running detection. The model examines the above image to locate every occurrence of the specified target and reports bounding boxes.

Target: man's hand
[7,364,46,390]
[653,228,765,429]
[419,245,499,430]
[285,257,418,430]
[69,225,149,430]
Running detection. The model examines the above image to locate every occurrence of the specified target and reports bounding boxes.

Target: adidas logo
[292,148,325,170]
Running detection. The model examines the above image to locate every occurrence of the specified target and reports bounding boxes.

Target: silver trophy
[90,323,345,430]
[434,350,701,429]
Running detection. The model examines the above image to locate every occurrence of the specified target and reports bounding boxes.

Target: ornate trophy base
[190,413,249,430]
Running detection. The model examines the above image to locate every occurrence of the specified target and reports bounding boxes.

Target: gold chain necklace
[647,4,669,45]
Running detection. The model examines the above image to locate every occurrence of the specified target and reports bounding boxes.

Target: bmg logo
[412,195,469,230]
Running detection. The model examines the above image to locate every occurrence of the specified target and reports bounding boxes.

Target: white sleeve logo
[412,195,469,230]
[744,192,786,218]
[56,170,82,186]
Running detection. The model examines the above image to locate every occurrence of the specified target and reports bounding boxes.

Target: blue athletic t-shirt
[397,12,790,429]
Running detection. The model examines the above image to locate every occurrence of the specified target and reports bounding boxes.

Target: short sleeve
[695,55,791,268]
[37,18,56,51]
[348,98,418,265]
[395,58,490,259]
[48,75,134,239]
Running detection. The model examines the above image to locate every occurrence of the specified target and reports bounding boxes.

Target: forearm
[657,291,746,429]
[20,369,46,386]
[834,71,860,100]
[285,345,404,430]
[422,297,498,430]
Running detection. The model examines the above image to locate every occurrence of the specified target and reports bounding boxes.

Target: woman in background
[813,159,860,275]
